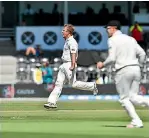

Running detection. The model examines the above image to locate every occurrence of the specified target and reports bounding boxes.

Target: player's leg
[72,70,98,95]
[44,65,66,108]
[115,68,143,128]
[129,66,149,107]
[64,63,98,95]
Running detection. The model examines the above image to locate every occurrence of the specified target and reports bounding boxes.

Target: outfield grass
[1,101,149,138]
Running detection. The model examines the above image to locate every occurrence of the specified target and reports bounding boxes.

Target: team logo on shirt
[88,31,102,45]
[43,31,57,45]
[73,31,80,42]
[21,31,35,45]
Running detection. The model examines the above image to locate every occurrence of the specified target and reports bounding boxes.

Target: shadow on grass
[2,132,147,138]
[103,125,126,128]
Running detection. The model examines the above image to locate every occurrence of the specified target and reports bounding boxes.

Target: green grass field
[1,100,149,138]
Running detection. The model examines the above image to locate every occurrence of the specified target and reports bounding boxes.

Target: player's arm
[135,39,146,67]
[69,41,77,71]
[103,39,116,66]
[71,53,76,68]
[97,39,116,69]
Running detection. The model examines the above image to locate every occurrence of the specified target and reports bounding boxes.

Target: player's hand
[69,66,75,71]
[97,62,104,69]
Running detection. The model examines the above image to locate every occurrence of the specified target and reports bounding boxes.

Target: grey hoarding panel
[0,56,17,84]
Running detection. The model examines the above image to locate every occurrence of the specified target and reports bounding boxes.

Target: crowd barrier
[0,84,148,98]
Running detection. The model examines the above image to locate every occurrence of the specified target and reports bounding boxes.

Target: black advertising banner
[0,84,148,98]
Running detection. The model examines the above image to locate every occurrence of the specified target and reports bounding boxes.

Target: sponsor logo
[43,31,57,45]
[139,85,146,95]
[16,89,35,95]
[2,85,15,98]
[44,84,55,92]
[21,31,35,45]
[88,31,102,45]
[73,31,80,42]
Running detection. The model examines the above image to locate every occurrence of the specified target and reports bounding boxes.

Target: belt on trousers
[62,60,71,63]
[116,64,139,72]
[62,60,77,63]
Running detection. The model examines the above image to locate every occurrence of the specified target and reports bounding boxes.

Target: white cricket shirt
[61,36,78,62]
[104,30,146,70]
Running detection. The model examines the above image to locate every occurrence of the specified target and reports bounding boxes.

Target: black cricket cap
[104,20,121,30]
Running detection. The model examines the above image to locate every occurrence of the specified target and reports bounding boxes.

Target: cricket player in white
[44,24,98,109]
[97,20,149,128]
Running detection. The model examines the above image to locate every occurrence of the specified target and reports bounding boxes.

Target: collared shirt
[61,36,78,62]
[103,30,146,70]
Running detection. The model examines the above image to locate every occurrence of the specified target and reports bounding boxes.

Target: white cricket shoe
[126,124,143,128]
[93,83,98,96]
[127,120,143,128]
[44,103,57,109]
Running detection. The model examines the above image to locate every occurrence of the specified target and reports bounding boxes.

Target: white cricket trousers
[115,66,149,125]
[48,62,95,104]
